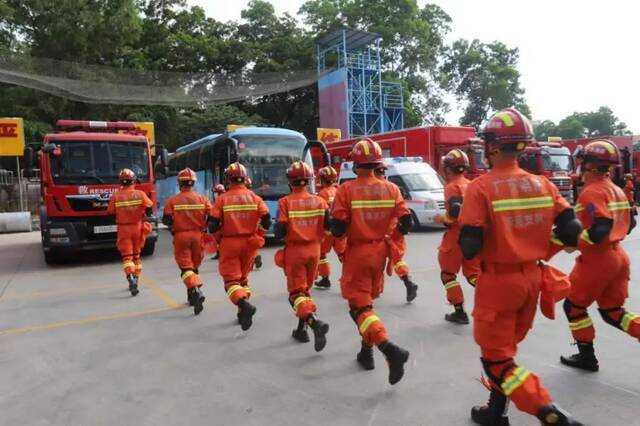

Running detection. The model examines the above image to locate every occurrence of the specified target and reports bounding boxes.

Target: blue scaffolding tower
[317,29,404,138]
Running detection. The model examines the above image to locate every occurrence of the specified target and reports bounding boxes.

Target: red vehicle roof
[46,132,147,143]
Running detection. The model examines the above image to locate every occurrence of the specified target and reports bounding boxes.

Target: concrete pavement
[1,228,639,425]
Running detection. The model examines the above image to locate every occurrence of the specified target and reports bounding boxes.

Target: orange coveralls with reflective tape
[459,161,570,416]
[317,185,346,278]
[624,179,635,205]
[164,189,212,289]
[437,174,481,305]
[332,174,408,346]
[565,175,639,342]
[107,187,153,277]
[212,184,269,305]
[277,187,328,319]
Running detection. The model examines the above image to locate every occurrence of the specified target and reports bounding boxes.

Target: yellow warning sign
[0,118,25,157]
[317,128,342,144]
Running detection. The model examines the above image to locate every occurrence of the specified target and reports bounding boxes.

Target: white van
[338,157,446,228]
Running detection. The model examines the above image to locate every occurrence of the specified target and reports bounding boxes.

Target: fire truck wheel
[44,250,61,265]
[141,241,156,257]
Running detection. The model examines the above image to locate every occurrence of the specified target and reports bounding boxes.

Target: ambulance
[338,157,446,229]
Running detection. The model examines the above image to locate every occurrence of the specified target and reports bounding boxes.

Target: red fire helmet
[480,107,534,153]
[350,138,383,165]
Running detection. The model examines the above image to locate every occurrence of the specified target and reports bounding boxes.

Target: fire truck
[518,139,575,203]
[25,120,167,264]
[320,126,487,179]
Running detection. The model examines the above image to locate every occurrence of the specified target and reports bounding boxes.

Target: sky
[191,0,640,133]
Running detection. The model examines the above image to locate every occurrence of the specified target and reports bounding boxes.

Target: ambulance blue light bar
[391,156,422,163]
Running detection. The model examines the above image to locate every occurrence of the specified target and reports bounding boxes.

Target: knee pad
[563,298,588,320]
[349,305,372,323]
[481,357,515,387]
[440,271,456,285]
[598,307,624,330]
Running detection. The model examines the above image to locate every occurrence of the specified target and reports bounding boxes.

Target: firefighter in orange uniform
[210,162,270,331]
[374,165,419,302]
[314,166,346,289]
[107,168,154,296]
[162,168,212,315]
[331,138,410,385]
[434,149,481,323]
[210,184,226,260]
[275,161,330,351]
[458,108,584,426]
[624,173,635,206]
[560,140,638,372]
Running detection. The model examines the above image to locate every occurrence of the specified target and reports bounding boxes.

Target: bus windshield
[543,154,572,172]
[236,135,310,200]
[51,140,150,185]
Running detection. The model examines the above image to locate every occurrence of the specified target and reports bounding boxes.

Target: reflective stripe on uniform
[608,201,631,212]
[115,200,143,207]
[359,315,380,335]
[289,209,325,218]
[318,258,329,265]
[569,317,593,331]
[223,204,258,212]
[574,203,584,213]
[550,233,563,246]
[444,280,460,290]
[351,200,395,209]
[501,367,532,396]
[491,196,554,212]
[226,284,243,298]
[394,261,407,270]
[174,204,205,211]
[293,296,312,312]
[181,270,196,281]
[579,229,594,245]
[122,261,135,270]
[621,312,640,332]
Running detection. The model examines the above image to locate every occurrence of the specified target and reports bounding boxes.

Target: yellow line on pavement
[0,284,122,302]
[139,276,181,308]
[0,306,181,337]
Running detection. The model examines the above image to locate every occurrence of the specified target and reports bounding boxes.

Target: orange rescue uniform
[164,188,212,288]
[437,174,481,305]
[624,179,635,205]
[565,175,639,342]
[459,161,570,416]
[332,174,408,346]
[212,184,269,306]
[277,187,328,318]
[107,186,153,277]
[317,185,346,278]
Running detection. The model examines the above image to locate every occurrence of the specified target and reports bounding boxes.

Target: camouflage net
[0,54,323,106]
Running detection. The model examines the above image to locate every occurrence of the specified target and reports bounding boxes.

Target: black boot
[445,304,470,324]
[192,286,205,315]
[356,343,375,370]
[292,318,310,343]
[187,288,196,306]
[237,298,256,331]
[402,275,418,302]
[471,390,510,426]
[254,255,262,269]
[560,341,599,372]
[127,274,139,296]
[537,404,585,426]
[309,316,329,352]
[314,276,331,289]
[211,251,219,260]
[379,341,410,385]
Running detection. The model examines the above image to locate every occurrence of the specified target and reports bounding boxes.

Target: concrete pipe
[0,212,33,233]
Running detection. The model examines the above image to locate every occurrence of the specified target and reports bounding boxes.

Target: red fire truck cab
[28,120,165,264]
[518,140,575,203]
[322,126,486,179]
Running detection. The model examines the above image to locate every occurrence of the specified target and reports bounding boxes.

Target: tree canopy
[0,0,534,150]
[533,106,631,140]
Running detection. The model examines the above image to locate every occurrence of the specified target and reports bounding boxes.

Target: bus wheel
[44,250,60,265]
[141,241,156,257]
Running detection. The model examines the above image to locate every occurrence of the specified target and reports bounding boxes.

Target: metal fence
[0,168,40,214]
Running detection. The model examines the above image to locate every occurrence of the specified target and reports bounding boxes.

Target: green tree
[534,106,631,140]
[443,39,529,128]
[299,0,452,125]
[533,120,558,141]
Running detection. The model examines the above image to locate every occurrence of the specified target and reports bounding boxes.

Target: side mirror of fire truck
[155,144,169,176]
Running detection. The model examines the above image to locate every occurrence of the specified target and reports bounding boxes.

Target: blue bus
[154,127,327,235]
